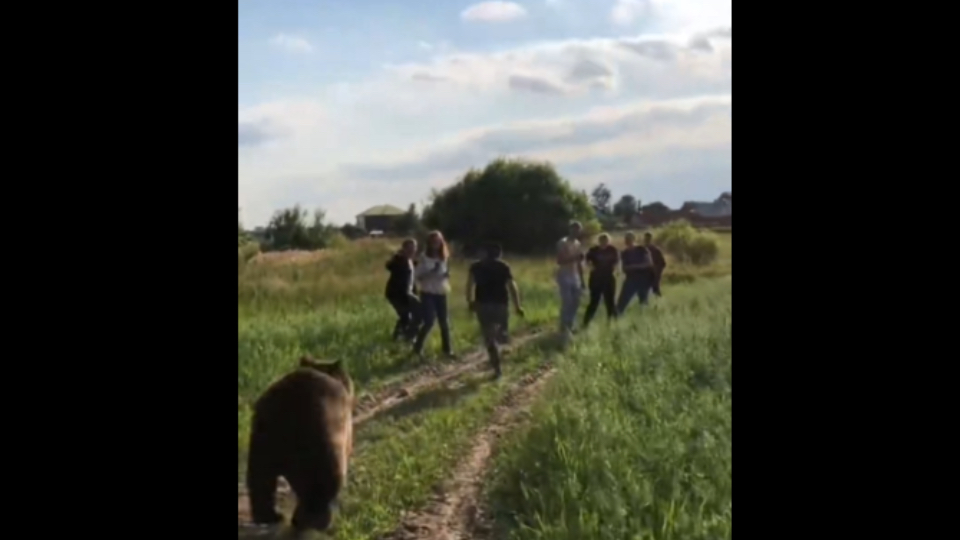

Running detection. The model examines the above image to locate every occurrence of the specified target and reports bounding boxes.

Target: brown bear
[246,356,355,533]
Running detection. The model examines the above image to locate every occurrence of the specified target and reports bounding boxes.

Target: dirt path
[238,330,545,528]
[353,330,544,425]
[378,362,557,540]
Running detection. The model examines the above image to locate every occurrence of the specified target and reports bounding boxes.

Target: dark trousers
[475,303,509,374]
[583,274,616,326]
[387,292,422,340]
[414,293,452,354]
[616,275,652,314]
[652,269,664,296]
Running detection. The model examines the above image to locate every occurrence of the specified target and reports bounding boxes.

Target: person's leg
[652,270,663,296]
[582,278,602,328]
[436,294,453,355]
[603,277,617,320]
[476,304,502,377]
[557,278,570,333]
[413,294,437,354]
[636,277,651,305]
[496,307,510,344]
[558,281,574,332]
[387,296,404,340]
[404,293,423,341]
[616,278,638,314]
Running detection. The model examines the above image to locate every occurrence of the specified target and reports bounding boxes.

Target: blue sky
[238,0,732,227]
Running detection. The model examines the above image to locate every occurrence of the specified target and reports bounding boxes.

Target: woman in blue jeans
[413,230,455,358]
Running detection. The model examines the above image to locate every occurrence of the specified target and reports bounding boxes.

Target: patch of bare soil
[378,362,557,540]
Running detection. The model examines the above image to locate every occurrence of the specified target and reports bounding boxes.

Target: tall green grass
[485,279,732,540]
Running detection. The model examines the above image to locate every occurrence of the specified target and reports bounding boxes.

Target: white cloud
[238,26,732,226]
[460,2,528,22]
[611,0,650,27]
[269,33,312,53]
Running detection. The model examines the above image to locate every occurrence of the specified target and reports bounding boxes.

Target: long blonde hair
[424,230,450,261]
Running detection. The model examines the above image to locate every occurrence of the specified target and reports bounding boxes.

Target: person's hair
[624,231,636,240]
[569,220,582,229]
[401,238,416,251]
[424,230,450,261]
[597,233,610,243]
[643,231,653,239]
[484,242,502,259]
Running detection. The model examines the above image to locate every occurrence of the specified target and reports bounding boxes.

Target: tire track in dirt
[378,361,557,540]
[353,330,544,425]
[238,329,545,528]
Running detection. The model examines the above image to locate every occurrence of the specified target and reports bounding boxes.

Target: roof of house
[357,204,405,217]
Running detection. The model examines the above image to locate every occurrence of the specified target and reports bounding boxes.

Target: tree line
[238,158,723,256]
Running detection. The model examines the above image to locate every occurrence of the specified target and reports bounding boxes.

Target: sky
[238,0,732,228]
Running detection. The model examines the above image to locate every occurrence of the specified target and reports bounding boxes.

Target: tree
[265,205,337,250]
[394,203,424,236]
[340,223,366,240]
[613,194,639,223]
[590,183,612,216]
[640,201,671,215]
[422,158,599,254]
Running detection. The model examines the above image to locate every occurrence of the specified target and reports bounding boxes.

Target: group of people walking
[384,223,665,377]
[557,221,665,334]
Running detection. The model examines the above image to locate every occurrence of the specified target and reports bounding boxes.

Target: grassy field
[485,280,732,540]
[237,231,731,539]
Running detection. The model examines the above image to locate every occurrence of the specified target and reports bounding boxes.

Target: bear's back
[253,368,351,438]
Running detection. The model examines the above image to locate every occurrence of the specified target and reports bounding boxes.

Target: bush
[238,241,261,270]
[653,220,720,266]
[422,158,599,254]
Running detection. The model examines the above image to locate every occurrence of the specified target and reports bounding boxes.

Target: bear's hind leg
[246,434,283,525]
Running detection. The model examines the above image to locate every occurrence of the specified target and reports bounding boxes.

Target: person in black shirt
[582,233,619,328]
[465,243,524,378]
[616,232,654,313]
[384,239,422,341]
[644,232,667,296]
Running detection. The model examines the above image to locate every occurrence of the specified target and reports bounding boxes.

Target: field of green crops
[238,233,731,539]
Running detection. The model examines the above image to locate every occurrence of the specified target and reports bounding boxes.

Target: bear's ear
[321,359,346,378]
[299,356,323,370]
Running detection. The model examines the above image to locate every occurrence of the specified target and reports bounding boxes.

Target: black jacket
[385,254,415,298]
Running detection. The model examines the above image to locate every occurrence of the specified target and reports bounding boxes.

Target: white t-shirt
[556,237,582,285]
[416,254,451,295]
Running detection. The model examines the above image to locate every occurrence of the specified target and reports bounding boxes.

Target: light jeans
[556,274,582,332]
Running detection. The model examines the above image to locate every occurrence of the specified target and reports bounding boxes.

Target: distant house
[356,204,406,233]
[679,196,732,217]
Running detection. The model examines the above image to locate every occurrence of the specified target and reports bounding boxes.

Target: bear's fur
[246,356,355,533]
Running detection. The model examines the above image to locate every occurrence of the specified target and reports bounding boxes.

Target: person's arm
[414,255,431,280]
[505,264,522,313]
[638,251,652,269]
[508,279,522,313]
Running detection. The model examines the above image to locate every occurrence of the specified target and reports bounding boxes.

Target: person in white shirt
[413,230,455,358]
[556,220,586,336]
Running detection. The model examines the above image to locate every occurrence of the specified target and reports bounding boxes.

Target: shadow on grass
[364,376,486,427]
